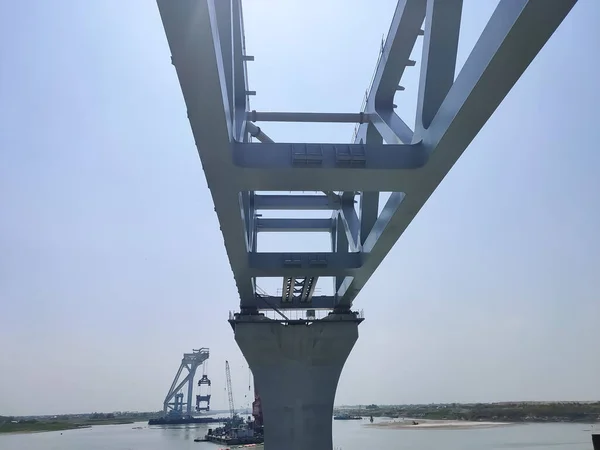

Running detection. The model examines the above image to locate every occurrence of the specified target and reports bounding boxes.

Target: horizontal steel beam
[233,142,426,191]
[247,252,362,277]
[256,218,333,232]
[254,194,340,210]
[248,111,370,123]
[234,142,425,170]
[239,169,415,192]
[246,295,336,310]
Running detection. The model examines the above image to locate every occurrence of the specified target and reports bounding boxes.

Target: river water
[0,419,595,450]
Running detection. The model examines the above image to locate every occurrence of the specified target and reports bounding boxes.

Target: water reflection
[0,420,593,450]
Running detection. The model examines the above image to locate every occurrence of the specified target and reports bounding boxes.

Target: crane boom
[225,360,235,419]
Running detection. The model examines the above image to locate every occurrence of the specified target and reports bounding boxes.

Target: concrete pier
[231,313,362,450]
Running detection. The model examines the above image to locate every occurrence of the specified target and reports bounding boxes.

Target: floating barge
[205,433,264,445]
[148,416,223,425]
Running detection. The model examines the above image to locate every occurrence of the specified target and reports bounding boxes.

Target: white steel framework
[155,0,578,312]
[163,348,210,416]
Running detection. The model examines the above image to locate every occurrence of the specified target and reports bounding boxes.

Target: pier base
[231,313,362,450]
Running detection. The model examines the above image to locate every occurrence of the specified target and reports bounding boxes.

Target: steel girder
[156,0,578,311]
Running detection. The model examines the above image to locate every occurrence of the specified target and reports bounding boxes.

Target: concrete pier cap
[229,311,364,450]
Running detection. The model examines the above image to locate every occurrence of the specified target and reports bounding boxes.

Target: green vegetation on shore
[0,411,157,434]
[335,401,600,423]
[0,420,85,434]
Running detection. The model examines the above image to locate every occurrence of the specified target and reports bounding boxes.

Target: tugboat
[205,414,263,446]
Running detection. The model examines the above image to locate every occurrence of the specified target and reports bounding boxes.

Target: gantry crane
[163,348,209,416]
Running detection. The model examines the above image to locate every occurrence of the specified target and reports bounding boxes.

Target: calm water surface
[0,419,595,450]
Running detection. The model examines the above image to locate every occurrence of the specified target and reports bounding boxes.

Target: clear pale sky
[1,0,599,416]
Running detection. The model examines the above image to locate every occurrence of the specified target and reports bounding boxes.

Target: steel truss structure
[156,0,577,312]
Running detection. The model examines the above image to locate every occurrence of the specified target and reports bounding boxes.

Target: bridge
[154,1,578,449]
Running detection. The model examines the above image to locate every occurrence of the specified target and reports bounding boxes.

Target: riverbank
[368,419,514,430]
[0,419,134,434]
[336,401,600,424]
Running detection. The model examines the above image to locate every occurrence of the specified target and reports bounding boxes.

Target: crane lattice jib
[225,360,235,418]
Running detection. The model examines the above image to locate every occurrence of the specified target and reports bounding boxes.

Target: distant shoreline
[367,419,515,430]
[336,401,600,425]
[0,420,134,435]
[0,425,90,435]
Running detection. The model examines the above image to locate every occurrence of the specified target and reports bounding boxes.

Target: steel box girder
[248,111,370,123]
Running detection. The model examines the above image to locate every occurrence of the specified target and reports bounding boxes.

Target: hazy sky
[1,0,599,416]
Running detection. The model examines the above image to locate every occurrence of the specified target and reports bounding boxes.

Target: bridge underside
[156,0,576,314]
[156,0,576,448]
